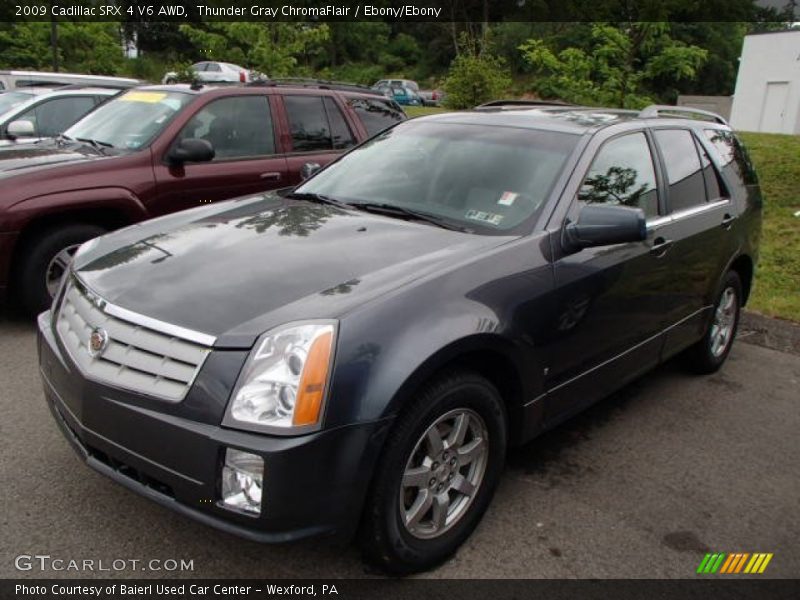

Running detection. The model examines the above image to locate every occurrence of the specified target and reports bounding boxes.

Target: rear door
[151,93,288,214]
[545,130,670,421]
[650,127,736,356]
[278,94,357,185]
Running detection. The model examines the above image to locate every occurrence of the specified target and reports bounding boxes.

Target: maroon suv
[0,83,406,314]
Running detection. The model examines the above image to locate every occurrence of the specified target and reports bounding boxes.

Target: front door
[544,131,671,422]
[151,94,288,216]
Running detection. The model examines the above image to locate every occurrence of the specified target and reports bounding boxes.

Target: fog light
[220,448,263,514]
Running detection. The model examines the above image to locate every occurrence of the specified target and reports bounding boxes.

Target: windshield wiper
[75,137,114,149]
[348,202,469,232]
[287,191,351,209]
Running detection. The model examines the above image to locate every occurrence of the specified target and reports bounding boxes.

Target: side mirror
[300,162,321,180]
[7,120,35,138]
[168,138,214,164]
[564,204,647,250]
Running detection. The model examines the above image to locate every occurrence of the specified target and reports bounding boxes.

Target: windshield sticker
[120,91,168,103]
[465,210,504,226]
[498,191,518,206]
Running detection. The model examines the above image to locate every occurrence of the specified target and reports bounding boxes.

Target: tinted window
[177,95,274,160]
[348,97,404,136]
[323,97,355,150]
[206,63,222,72]
[18,96,96,137]
[192,63,208,71]
[581,133,659,218]
[704,129,757,186]
[695,137,727,201]
[655,129,706,213]
[284,95,341,152]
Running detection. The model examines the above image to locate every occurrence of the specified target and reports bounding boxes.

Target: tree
[443,32,511,109]
[520,23,708,108]
[177,23,330,78]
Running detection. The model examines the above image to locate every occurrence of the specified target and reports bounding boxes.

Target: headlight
[223,321,336,434]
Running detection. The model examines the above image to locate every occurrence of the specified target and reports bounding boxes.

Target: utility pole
[50,18,59,72]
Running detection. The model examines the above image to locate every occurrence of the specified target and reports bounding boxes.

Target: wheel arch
[728,253,754,305]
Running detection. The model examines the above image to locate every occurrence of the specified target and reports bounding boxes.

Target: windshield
[64,90,193,150]
[0,91,34,116]
[296,121,579,234]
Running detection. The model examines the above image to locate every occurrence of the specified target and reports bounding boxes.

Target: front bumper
[37,312,391,543]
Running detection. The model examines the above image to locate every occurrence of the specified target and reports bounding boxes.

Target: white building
[729,29,800,134]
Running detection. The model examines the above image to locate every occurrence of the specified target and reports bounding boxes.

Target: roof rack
[475,99,574,109]
[247,77,384,96]
[638,104,728,125]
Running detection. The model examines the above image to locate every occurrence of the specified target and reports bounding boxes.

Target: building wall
[729,30,800,134]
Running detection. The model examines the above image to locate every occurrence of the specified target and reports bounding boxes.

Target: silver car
[162,61,252,85]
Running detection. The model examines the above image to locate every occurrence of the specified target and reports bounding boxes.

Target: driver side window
[581,132,659,218]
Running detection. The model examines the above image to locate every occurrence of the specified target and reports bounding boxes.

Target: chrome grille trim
[55,275,214,402]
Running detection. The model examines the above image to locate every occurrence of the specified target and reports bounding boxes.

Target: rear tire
[360,370,507,574]
[15,224,106,316]
[683,271,742,374]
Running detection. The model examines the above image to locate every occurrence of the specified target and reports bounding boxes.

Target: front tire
[683,271,742,374]
[15,224,106,316]
[360,370,507,574]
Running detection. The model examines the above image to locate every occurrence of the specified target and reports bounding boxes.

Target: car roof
[138,83,386,100]
[417,106,729,135]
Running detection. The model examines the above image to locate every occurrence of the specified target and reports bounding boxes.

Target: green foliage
[443,34,512,109]
[520,23,708,108]
[177,23,330,78]
[0,22,124,74]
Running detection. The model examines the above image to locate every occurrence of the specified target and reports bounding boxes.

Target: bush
[443,47,511,109]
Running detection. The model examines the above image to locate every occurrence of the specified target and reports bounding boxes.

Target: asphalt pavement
[1,308,798,579]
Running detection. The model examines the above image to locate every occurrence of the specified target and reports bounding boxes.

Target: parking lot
[1,308,798,579]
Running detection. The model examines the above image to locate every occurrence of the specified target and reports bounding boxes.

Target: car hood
[0,143,102,177]
[73,193,509,346]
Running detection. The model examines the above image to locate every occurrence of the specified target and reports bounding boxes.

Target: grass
[401,108,800,322]
[739,132,800,322]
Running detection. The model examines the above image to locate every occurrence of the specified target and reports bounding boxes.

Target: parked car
[0,87,118,145]
[0,83,406,314]
[0,70,140,91]
[374,84,422,106]
[37,105,761,573]
[374,78,441,106]
[162,62,252,85]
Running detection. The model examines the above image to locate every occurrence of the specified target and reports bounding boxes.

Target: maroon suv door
[150,94,288,216]
[275,93,359,185]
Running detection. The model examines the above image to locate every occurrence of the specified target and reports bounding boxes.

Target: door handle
[260,172,282,181]
[650,236,673,257]
[721,213,737,229]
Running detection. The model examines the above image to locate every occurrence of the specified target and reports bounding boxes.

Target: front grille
[56,277,211,402]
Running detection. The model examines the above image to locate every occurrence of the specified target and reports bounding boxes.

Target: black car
[38,104,761,574]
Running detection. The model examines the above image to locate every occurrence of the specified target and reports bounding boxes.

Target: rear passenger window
[654,129,706,213]
[284,95,354,152]
[704,129,758,186]
[580,132,659,218]
[695,138,727,201]
[348,97,405,136]
[323,97,355,150]
[176,96,275,160]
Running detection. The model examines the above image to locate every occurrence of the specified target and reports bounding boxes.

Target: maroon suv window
[284,95,354,153]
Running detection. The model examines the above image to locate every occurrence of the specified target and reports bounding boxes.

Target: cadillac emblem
[88,327,109,358]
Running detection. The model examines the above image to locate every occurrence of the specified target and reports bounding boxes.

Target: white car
[0,87,118,145]
[162,61,252,85]
[0,70,140,92]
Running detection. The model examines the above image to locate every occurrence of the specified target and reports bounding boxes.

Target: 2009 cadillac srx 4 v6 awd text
[38,105,761,573]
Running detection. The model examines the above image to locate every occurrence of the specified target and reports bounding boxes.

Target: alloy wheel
[710,286,737,357]
[399,408,489,540]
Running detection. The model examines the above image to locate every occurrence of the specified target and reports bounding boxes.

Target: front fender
[5,187,148,231]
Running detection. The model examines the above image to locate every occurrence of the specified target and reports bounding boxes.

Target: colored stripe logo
[697,552,773,574]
